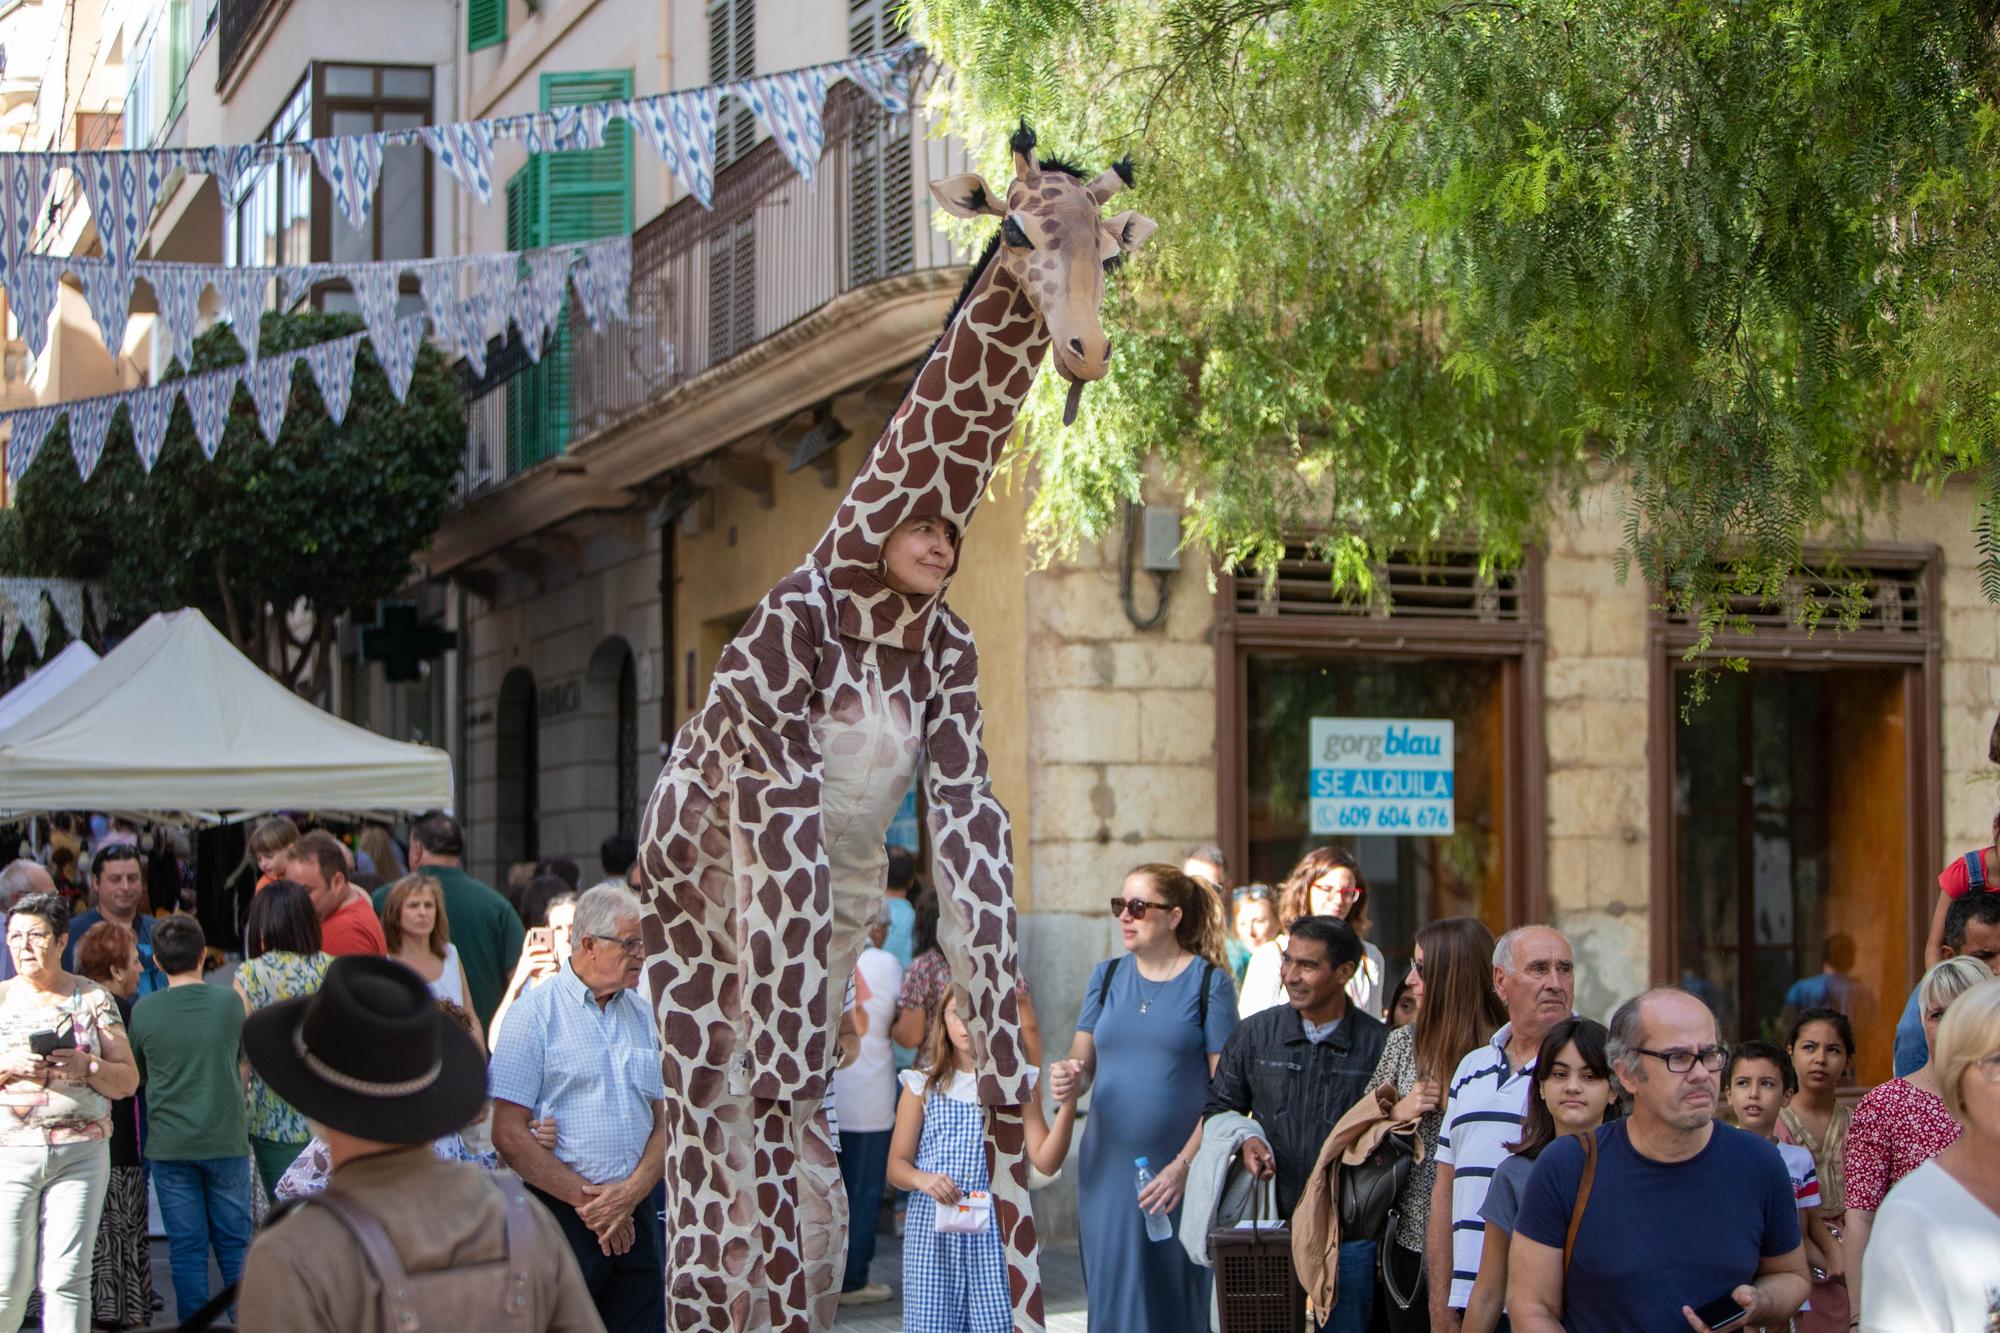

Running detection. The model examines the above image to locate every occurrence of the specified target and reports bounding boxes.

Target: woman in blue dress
[1053,863,1239,1332]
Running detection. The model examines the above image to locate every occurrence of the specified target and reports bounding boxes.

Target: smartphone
[525,927,553,954]
[1690,1294,1750,1331]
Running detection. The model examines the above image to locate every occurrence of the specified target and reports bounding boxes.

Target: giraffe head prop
[930,121,1159,426]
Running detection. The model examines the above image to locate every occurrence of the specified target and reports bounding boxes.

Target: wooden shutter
[708,217,756,363]
[846,0,912,287]
[468,0,506,51]
[709,0,757,169]
[504,165,547,474]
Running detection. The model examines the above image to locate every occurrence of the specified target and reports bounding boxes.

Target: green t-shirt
[372,865,523,1027]
[129,982,248,1161]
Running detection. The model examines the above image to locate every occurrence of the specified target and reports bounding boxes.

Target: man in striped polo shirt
[1425,925,1575,1330]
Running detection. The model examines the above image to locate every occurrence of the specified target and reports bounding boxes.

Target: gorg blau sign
[1308,718,1455,836]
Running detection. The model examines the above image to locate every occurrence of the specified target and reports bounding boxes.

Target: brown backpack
[311,1178,539,1329]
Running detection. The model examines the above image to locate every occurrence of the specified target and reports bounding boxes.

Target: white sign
[1308,717,1455,836]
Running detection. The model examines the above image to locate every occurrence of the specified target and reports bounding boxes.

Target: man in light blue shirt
[490,883,665,1332]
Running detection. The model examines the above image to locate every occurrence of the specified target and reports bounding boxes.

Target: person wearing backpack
[235,955,602,1332]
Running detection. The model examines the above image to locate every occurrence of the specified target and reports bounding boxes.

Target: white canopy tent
[0,609,453,822]
[0,640,101,733]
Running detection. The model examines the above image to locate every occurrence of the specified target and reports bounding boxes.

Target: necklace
[1136,955,1188,1014]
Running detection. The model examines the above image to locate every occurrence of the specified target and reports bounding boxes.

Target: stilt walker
[636,122,1157,1332]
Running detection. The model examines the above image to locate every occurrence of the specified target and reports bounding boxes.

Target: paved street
[834,1235,1088,1332]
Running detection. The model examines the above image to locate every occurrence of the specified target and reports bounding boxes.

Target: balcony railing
[459,72,973,498]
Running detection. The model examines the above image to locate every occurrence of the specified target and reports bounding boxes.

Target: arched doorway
[495,667,540,869]
[585,637,639,840]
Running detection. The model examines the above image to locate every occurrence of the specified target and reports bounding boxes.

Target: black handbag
[1337,1124,1415,1241]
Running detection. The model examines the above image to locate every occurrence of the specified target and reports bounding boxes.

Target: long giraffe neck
[811,258,1051,649]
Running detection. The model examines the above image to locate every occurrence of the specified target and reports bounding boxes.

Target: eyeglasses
[1974,1051,2000,1085]
[1635,1045,1729,1074]
[1110,898,1173,921]
[587,933,647,958]
[1232,886,1271,902]
[5,930,54,948]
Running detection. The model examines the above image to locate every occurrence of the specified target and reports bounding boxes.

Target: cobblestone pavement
[833,1236,1089,1332]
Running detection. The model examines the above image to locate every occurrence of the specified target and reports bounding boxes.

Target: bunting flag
[630,85,719,208]
[43,581,85,645]
[182,367,241,460]
[4,407,53,484]
[0,578,51,655]
[0,578,95,659]
[729,67,832,182]
[248,353,300,444]
[127,382,176,472]
[303,333,362,426]
[372,314,426,403]
[0,45,919,304]
[65,395,118,480]
[9,256,61,360]
[214,268,273,362]
[153,266,206,371]
[310,133,386,233]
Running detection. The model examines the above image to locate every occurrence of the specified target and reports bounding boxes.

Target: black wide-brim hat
[242,954,487,1144]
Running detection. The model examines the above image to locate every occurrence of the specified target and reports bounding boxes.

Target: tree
[914,0,2000,646]
[2,311,465,695]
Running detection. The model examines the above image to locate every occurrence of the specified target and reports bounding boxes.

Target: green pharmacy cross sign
[361,602,458,683]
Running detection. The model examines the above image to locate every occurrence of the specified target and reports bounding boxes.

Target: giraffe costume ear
[931,174,1008,220]
[1104,210,1159,254]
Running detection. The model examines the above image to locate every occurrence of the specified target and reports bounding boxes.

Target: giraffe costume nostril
[636,126,1155,1333]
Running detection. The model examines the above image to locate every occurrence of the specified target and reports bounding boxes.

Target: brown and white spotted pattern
[637,132,1157,1333]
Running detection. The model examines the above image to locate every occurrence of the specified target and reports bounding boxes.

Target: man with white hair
[0,859,55,981]
[1426,924,1576,1330]
[489,883,665,1332]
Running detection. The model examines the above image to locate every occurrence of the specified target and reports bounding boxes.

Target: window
[707,217,755,363]
[1654,552,1939,1084]
[1218,548,1546,971]
[468,0,506,52]
[504,69,633,475]
[167,0,190,119]
[708,0,756,169]
[225,64,434,289]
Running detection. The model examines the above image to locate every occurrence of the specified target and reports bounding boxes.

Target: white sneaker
[838,1283,894,1306]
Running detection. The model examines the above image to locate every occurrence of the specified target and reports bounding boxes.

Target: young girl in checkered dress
[888,990,1077,1332]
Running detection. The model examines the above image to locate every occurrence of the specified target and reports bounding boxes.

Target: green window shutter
[504,164,550,474]
[167,0,189,118]
[468,0,507,52]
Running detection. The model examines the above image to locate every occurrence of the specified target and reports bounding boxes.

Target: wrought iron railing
[458,72,972,498]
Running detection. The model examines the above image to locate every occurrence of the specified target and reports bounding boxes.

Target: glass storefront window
[1245,652,1514,975]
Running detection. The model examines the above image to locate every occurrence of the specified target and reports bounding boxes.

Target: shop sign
[1308,717,1455,835]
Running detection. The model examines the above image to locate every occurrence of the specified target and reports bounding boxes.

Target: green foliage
[1,311,464,690]
[914,0,2000,636]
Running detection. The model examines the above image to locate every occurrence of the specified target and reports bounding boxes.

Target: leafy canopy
[0,311,465,692]
[915,0,2000,635]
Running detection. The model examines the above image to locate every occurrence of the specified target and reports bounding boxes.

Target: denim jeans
[1315,1239,1376,1333]
[150,1156,253,1321]
[1893,984,1927,1077]
[836,1129,893,1291]
[0,1140,110,1333]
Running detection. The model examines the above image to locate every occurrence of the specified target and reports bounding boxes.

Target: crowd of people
[4,807,1999,1332]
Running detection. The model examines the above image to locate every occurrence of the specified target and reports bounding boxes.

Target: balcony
[216,0,275,92]
[456,74,973,502]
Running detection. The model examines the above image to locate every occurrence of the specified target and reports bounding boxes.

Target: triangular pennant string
[1,601,18,661]
[65,396,118,480]
[127,382,175,472]
[146,266,207,371]
[420,122,495,203]
[79,261,136,350]
[182,366,241,460]
[214,268,271,361]
[202,144,264,211]
[4,406,53,483]
[248,352,300,444]
[370,315,425,403]
[44,580,85,641]
[304,334,360,426]
[9,256,64,360]
[730,68,830,181]
[310,133,385,232]
[3,580,50,655]
[631,87,718,207]
[516,249,572,363]
[847,46,915,115]
[345,264,402,359]
[3,155,57,271]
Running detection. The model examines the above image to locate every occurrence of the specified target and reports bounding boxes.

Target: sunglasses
[1110,897,1173,921]
[1232,886,1272,902]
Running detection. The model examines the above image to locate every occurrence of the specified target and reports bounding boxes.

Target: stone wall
[1539,481,1654,1021]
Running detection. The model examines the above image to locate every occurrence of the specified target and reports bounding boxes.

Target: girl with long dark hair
[1367,916,1508,1331]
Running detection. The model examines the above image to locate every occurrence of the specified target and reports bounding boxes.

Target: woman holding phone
[0,893,140,1333]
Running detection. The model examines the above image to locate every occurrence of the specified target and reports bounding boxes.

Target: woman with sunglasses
[1241,847,1388,1021]
[1050,865,1238,1333]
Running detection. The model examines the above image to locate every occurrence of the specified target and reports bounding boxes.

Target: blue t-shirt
[1515,1120,1801,1333]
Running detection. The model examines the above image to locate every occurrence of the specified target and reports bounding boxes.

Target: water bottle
[1134,1157,1174,1242]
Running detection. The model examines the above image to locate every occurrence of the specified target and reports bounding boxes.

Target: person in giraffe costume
[635,121,1157,1332]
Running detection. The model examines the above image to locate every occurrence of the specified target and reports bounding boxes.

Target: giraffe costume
[636,124,1157,1332]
